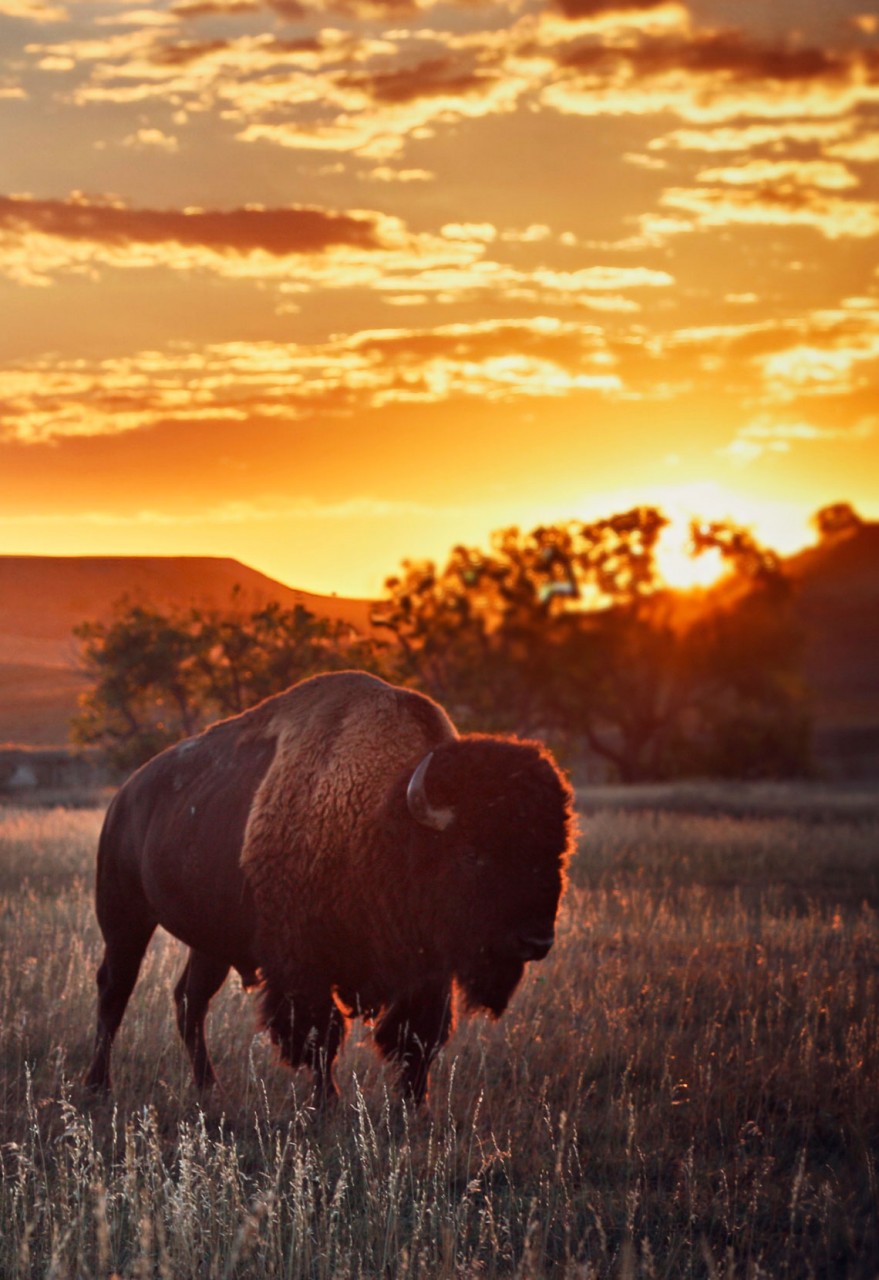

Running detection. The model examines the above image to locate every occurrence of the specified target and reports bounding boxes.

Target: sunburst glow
[655,526,728,591]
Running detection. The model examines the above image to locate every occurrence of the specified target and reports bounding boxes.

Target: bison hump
[239,673,455,954]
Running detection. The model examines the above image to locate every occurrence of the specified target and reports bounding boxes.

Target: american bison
[84,671,574,1103]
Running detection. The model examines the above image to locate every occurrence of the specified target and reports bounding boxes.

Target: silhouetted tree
[676,519,811,776]
[376,510,810,781]
[73,592,378,772]
[190,594,377,715]
[373,508,669,739]
[677,591,811,778]
[688,518,786,590]
[73,604,204,771]
[812,502,864,541]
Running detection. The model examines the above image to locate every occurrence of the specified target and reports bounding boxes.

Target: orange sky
[1,0,878,597]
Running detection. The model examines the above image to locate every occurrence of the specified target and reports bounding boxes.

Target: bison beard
[84,671,574,1104]
[457,955,526,1019]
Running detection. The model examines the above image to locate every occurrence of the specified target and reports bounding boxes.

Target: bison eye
[461,844,485,868]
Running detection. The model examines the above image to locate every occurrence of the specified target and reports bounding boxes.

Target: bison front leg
[174,950,230,1090]
[375,985,453,1105]
[261,986,345,1102]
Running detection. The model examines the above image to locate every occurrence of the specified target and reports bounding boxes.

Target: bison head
[404,735,574,1016]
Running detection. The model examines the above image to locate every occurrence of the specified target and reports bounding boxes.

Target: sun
[594,479,819,593]
[655,522,728,591]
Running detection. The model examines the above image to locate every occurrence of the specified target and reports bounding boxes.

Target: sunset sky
[1,0,878,597]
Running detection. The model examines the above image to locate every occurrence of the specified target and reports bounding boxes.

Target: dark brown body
[85,671,573,1102]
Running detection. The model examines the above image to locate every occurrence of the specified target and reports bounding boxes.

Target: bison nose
[516,932,555,961]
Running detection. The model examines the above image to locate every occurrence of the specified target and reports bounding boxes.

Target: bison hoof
[83,1072,111,1095]
[311,1079,340,1111]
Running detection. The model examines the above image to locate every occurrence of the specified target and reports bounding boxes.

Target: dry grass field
[0,792,877,1278]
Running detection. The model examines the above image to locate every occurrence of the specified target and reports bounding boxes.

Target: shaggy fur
[84,671,574,1103]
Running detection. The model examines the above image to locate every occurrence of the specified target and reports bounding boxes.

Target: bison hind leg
[174,951,230,1091]
[84,915,156,1093]
[260,985,345,1103]
[374,985,453,1106]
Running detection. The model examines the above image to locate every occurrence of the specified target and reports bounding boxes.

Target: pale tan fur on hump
[239,673,455,954]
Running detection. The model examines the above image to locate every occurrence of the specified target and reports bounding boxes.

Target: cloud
[829,132,879,163]
[542,0,689,35]
[25,21,523,158]
[121,127,180,151]
[694,159,858,192]
[552,0,676,17]
[97,8,188,28]
[235,49,526,159]
[758,335,879,400]
[170,0,472,16]
[545,265,674,289]
[501,224,553,243]
[722,416,876,463]
[335,56,496,105]
[368,256,674,309]
[622,307,879,409]
[0,192,677,311]
[558,29,844,84]
[0,192,440,286]
[23,7,879,169]
[541,28,879,124]
[170,0,306,18]
[149,37,236,67]
[363,165,434,183]
[28,27,340,102]
[651,185,879,241]
[0,318,623,444]
[649,121,856,154]
[688,316,879,463]
[0,0,67,20]
[0,193,387,253]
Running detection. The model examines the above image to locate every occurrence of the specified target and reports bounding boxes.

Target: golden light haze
[1,0,877,596]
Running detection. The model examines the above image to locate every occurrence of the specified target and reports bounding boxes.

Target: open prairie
[1,791,877,1278]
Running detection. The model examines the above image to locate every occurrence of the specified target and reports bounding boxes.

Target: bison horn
[406,751,455,831]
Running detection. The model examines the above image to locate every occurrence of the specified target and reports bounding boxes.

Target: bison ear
[406,751,456,831]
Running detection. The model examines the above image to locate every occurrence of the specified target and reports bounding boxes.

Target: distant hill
[672,521,879,777]
[786,522,879,721]
[784,522,879,776]
[0,556,376,746]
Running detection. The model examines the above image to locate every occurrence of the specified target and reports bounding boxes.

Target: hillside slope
[0,556,375,745]
[786,522,879,725]
[785,523,879,776]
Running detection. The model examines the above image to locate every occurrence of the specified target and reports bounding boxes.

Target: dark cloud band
[554,0,674,19]
[0,195,385,255]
